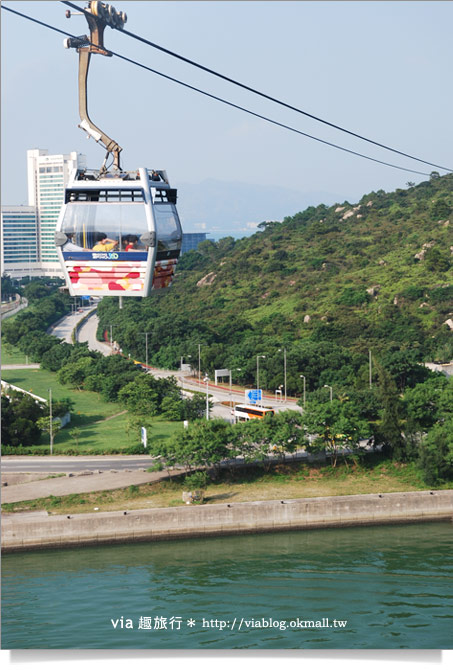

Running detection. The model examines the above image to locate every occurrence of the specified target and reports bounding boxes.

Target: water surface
[2,522,453,649]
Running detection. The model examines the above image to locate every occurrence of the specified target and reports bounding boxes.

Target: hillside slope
[98,173,453,394]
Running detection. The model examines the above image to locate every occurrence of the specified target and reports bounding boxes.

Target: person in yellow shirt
[92,232,118,252]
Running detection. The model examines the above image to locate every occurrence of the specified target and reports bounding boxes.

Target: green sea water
[2,522,452,649]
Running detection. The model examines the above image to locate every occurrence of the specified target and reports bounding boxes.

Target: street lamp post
[140,332,150,368]
[256,355,266,405]
[278,347,287,402]
[324,384,333,402]
[198,343,202,386]
[180,355,191,392]
[49,388,53,456]
[107,324,115,349]
[300,374,306,408]
[204,375,210,420]
[229,368,241,412]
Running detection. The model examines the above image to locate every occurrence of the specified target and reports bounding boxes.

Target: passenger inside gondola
[124,235,139,251]
[92,233,118,251]
[62,231,89,252]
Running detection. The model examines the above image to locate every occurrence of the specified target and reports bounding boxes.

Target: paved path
[2,468,182,504]
[2,456,159,473]
[2,364,40,370]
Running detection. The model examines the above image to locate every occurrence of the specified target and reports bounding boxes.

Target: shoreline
[3,489,452,554]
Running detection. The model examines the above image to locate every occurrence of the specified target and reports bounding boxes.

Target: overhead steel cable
[0,5,436,177]
[61,0,453,174]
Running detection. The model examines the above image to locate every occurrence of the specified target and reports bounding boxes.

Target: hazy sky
[2,1,453,208]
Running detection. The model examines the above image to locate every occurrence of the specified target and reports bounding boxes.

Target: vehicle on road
[234,405,275,421]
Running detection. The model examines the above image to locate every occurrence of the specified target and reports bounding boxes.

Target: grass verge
[1,342,38,365]
[1,367,182,454]
[3,458,450,516]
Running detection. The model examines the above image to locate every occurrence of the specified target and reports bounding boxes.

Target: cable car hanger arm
[65,1,126,172]
[77,48,122,172]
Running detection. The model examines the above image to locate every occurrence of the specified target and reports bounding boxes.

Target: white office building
[26,149,86,276]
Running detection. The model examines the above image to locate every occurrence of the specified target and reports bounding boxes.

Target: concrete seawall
[3,490,452,553]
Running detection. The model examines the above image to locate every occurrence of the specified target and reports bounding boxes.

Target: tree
[160,395,184,421]
[260,410,307,460]
[37,416,62,447]
[150,420,232,473]
[418,419,453,485]
[23,281,50,302]
[69,427,82,449]
[1,391,46,447]
[229,418,270,464]
[183,394,209,420]
[41,342,74,371]
[424,247,451,273]
[57,357,95,390]
[303,398,369,467]
[404,376,451,432]
[430,198,451,220]
[379,348,429,392]
[118,376,160,415]
[125,415,153,445]
[1,274,21,301]
[374,365,406,460]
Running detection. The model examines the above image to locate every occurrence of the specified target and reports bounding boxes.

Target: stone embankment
[3,490,452,553]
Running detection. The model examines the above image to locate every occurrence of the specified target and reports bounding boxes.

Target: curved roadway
[3,307,303,476]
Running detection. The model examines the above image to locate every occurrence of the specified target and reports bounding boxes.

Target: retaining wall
[2,490,452,553]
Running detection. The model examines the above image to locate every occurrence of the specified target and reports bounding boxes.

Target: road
[0,296,28,319]
[3,308,303,476]
[75,309,303,416]
[1,456,156,473]
[76,304,113,355]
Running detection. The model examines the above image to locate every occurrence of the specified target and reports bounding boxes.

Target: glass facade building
[2,149,86,278]
[1,206,38,273]
[181,232,209,254]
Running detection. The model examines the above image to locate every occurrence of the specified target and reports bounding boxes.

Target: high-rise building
[0,206,39,276]
[26,149,86,275]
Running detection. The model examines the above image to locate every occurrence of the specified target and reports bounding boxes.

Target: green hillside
[97,173,453,395]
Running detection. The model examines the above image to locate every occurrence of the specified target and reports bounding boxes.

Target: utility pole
[49,388,53,456]
[107,324,115,349]
[369,349,372,389]
[284,347,287,402]
[257,355,265,405]
[204,376,210,420]
[229,368,241,413]
[140,332,150,368]
[278,347,287,402]
[300,374,306,408]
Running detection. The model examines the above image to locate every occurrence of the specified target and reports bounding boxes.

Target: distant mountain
[176,178,345,239]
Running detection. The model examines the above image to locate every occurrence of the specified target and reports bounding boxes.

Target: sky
[2,1,453,235]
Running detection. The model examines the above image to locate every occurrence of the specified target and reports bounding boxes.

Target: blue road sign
[246,389,262,405]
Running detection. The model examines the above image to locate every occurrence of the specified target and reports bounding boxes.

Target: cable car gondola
[55,167,182,296]
[56,1,182,297]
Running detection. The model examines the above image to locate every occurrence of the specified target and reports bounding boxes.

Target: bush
[336,287,370,307]
[184,471,209,490]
